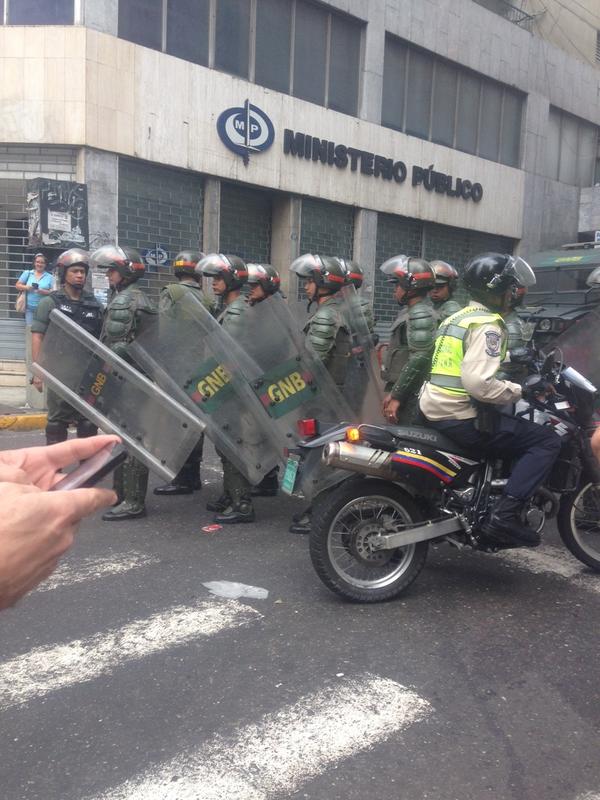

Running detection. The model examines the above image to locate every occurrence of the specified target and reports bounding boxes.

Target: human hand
[385,398,401,422]
[31,375,43,393]
[0,480,116,609]
[0,434,121,489]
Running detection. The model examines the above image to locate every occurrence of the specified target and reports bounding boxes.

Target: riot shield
[549,310,600,390]
[337,285,385,423]
[128,295,281,485]
[32,310,206,482]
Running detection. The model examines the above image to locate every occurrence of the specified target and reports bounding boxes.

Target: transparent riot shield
[549,310,600,390]
[233,294,355,499]
[32,310,206,482]
[337,285,385,423]
[128,295,281,486]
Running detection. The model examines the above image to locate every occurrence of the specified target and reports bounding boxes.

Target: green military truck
[521,242,600,348]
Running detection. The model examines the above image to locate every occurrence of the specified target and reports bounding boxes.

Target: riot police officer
[31,248,104,445]
[498,282,531,382]
[246,262,282,497]
[290,254,350,388]
[419,252,562,548]
[201,254,255,524]
[380,256,437,425]
[92,245,157,521]
[337,259,375,334]
[429,260,462,321]
[153,250,213,497]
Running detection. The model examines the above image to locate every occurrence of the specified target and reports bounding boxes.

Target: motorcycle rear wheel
[558,481,600,571]
[309,478,428,603]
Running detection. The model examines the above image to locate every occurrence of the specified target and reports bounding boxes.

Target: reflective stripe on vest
[428,305,505,396]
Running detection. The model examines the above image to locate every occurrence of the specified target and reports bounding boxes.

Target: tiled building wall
[297,198,354,299]
[219,183,272,263]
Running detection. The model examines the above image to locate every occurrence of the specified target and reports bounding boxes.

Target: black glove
[521,374,554,401]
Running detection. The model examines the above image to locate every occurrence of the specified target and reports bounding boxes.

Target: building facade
[1,0,600,359]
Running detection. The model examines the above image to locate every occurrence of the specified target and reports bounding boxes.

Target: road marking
[94,674,431,800]
[0,600,261,710]
[501,544,600,594]
[36,553,160,593]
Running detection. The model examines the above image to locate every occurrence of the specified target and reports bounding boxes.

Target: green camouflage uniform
[101,284,157,512]
[359,295,375,334]
[498,310,528,382]
[303,295,351,387]
[432,298,462,323]
[382,298,437,425]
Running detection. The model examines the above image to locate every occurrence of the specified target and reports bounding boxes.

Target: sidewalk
[0,387,47,431]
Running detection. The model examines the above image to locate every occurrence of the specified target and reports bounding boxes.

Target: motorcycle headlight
[538,319,552,332]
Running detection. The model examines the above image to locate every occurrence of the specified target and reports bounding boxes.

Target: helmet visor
[90,245,130,270]
[247,263,267,284]
[290,253,321,278]
[508,256,536,288]
[380,255,409,282]
[199,253,231,277]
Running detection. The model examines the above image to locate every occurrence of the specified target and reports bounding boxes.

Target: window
[383,34,524,168]
[8,0,73,24]
[215,0,251,78]
[545,107,600,187]
[116,0,362,118]
[119,0,162,50]
[166,0,210,67]
[255,0,292,93]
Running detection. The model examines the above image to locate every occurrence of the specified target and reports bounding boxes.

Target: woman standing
[16,253,53,325]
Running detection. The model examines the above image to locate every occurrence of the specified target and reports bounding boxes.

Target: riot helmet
[380,256,436,300]
[430,260,459,291]
[290,253,346,294]
[91,244,146,284]
[587,266,600,288]
[463,253,535,308]
[56,248,91,283]
[247,263,281,296]
[200,253,248,291]
[173,249,205,279]
[338,259,364,289]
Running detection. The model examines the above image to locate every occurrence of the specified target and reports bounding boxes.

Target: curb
[0,414,47,432]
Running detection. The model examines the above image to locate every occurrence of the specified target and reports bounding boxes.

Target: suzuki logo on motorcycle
[217,100,275,166]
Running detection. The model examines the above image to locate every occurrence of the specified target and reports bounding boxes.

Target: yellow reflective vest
[429,305,506,396]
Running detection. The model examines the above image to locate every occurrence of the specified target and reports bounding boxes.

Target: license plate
[281,456,300,495]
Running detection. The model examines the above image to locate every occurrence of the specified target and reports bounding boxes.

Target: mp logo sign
[217,100,275,165]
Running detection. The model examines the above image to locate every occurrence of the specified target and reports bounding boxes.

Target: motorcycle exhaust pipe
[322,441,395,479]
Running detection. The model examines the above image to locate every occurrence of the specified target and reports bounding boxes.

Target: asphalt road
[1,430,599,800]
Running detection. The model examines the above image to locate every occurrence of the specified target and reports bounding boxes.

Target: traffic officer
[153,250,213,497]
[246,262,283,498]
[419,252,562,548]
[380,256,437,425]
[201,254,255,524]
[290,253,350,388]
[31,248,104,445]
[429,260,462,321]
[289,254,350,534]
[337,259,375,334]
[92,245,157,522]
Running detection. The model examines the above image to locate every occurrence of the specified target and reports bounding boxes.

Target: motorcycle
[283,347,600,602]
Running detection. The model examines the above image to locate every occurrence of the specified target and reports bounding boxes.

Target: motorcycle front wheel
[557,481,600,571]
[309,478,428,603]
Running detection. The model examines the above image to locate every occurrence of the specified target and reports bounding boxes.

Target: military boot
[250,467,279,497]
[214,496,255,524]
[102,458,148,521]
[154,461,199,496]
[45,422,68,447]
[206,493,231,512]
[479,495,540,548]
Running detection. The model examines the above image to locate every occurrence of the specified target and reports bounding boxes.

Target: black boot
[45,422,68,447]
[479,495,540,547]
[154,462,198,496]
[206,493,231,513]
[214,498,255,524]
[102,459,148,521]
[251,467,279,497]
[289,510,311,535]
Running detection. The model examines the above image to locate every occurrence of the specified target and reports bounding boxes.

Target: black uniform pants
[430,412,562,500]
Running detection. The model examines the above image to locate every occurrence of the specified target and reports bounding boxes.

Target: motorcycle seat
[388,424,480,459]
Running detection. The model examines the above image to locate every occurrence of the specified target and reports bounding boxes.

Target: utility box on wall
[26,178,89,250]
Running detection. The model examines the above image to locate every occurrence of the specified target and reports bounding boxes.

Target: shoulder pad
[131,287,156,313]
[109,291,133,310]
[408,300,436,322]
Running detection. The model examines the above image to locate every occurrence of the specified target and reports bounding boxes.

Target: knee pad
[76,419,97,439]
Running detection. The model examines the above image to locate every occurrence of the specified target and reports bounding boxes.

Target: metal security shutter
[0,145,77,359]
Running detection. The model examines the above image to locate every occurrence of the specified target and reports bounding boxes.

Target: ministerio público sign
[217,102,483,203]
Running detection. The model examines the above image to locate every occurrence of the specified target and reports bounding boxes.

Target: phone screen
[50,444,127,491]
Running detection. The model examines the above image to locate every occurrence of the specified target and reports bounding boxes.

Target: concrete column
[82,0,118,35]
[76,148,118,248]
[353,208,378,309]
[358,3,385,124]
[202,178,221,253]
[270,195,302,316]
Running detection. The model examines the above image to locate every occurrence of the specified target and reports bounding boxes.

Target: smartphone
[50,443,127,491]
